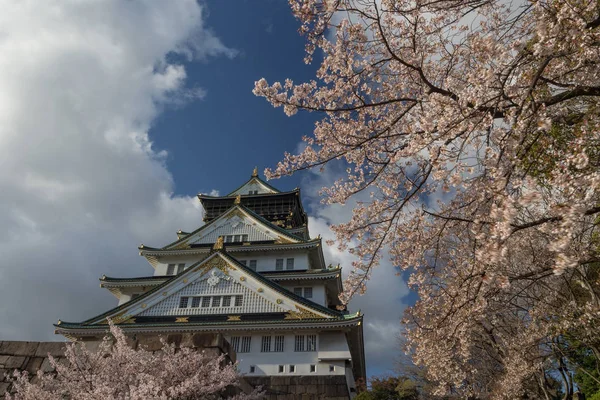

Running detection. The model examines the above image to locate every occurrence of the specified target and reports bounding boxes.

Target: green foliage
[356,376,419,400]
[588,391,600,400]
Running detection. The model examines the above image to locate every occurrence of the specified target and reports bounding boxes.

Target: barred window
[176,263,185,274]
[166,264,175,275]
[192,297,202,308]
[293,287,303,296]
[295,334,317,352]
[179,297,189,308]
[234,234,241,242]
[274,335,285,352]
[222,295,231,307]
[230,336,240,353]
[211,296,221,307]
[261,336,272,352]
[234,295,243,307]
[242,234,249,242]
[249,260,257,271]
[240,336,251,353]
[201,297,211,308]
[307,334,317,351]
[304,287,313,299]
[275,259,283,270]
[286,258,294,270]
[294,335,305,352]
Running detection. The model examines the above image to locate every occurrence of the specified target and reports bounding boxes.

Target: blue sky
[0,0,410,379]
[151,0,315,196]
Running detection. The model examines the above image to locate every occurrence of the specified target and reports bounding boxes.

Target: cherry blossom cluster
[254,0,600,397]
[6,321,263,399]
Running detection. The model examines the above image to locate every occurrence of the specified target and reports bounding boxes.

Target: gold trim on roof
[175,317,189,323]
[284,306,324,320]
[234,194,241,205]
[227,315,241,321]
[193,255,232,275]
[213,236,224,250]
[252,166,258,177]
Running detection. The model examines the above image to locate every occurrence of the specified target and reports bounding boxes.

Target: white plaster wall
[279,283,327,306]
[225,332,348,377]
[153,251,311,277]
[235,251,309,272]
[116,287,151,306]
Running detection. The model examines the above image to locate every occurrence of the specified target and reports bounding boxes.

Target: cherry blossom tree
[254,0,600,398]
[5,321,262,400]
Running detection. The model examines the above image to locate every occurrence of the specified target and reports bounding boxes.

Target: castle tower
[55,170,365,395]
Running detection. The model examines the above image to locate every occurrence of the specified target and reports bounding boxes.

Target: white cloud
[0,0,231,340]
[303,165,410,376]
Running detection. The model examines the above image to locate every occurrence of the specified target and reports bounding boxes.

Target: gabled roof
[58,251,345,331]
[145,204,305,252]
[225,171,281,196]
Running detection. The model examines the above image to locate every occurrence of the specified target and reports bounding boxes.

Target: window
[249,260,257,271]
[240,336,251,353]
[276,259,284,271]
[293,287,303,296]
[224,235,233,243]
[179,297,189,308]
[222,295,231,307]
[234,295,243,307]
[234,234,241,242]
[294,335,305,352]
[166,264,175,275]
[289,365,296,373]
[192,297,202,308]
[274,335,285,352]
[249,365,256,373]
[329,365,335,372]
[242,234,249,242]
[201,297,211,308]
[310,364,316,373]
[248,190,258,195]
[239,260,247,266]
[307,334,317,351]
[278,365,284,373]
[286,258,294,270]
[176,263,185,274]
[295,334,317,352]
[211,296,221,307]
[304,287,313,299]
[231,336,240,352]
[261,336,272,352]
[231,336,251,354]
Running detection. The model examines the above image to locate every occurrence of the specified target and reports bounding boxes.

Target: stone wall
[0,341,67,398]
[246,375,351,400]
[0,336,350,399]
[0,333,252,398]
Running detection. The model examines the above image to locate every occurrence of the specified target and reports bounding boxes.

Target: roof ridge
[218,252,343,318]
[225,175,281,196]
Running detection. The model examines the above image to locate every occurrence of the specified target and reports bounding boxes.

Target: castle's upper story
[100,171,344,309]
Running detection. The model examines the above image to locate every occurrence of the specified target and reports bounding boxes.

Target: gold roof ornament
[252,166,258,177]
[234,194,241,205]
[213,236,224,250]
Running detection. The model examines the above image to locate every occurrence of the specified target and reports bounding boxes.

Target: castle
[54,169,365,397]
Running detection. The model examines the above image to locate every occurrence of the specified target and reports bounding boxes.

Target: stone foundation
[246,375,350,400]
[0,336,350,399]
[0,333,252,398]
